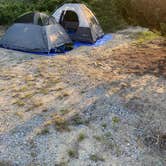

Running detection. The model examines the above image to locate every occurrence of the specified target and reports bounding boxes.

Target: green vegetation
[89,154,105,162]
[37,127,50,135]
[67,149,78,158]
[77,132,86,142]
[93,132,122,156]
[52,114,70,132]
[112,116,121,124]
[0,0,165,34]
[70,114,84,125]
[0,0,126,32]
[101,123,107,129]
[60,108,70,115]
[134,31,160,44]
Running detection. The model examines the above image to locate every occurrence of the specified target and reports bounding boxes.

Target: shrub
[0,0,165,34]
[0,0,127,32]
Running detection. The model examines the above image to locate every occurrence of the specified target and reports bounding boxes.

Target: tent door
[59,10,79,34]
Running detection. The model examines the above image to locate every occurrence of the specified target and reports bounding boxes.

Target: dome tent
[0,12,72,53]
[53,3,104,43]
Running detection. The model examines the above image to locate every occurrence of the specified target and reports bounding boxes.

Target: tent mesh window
[15,13,34,24]
[60,10,79,33]
[15,13,57,26]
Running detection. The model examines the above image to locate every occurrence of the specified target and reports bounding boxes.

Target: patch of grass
[19,86,28,92]
[52,114,70,132]
[70,114,86,126]
[112,116,121,124]
[38,88,49,95]
[104,132,113,138]
[80,90,86,94]
[94,132,112,142]
[14,99,26,107]
[60,109,70,115]
[101,123,107,129]
[77,133,86,142]
[18,92,34,100]
[93,135,102,142]
[0,160,13,166]
[30,151,37,158]
[37,127,50,135]
[134,31,160,44]
[55,162,68,166]
[44,120,53,127]
[67,149,78,158]
[93,132,121,156]
[89,154,105,162]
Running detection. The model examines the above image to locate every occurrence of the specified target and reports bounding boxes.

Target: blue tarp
[74,34,113,48]
[0,34,113,56]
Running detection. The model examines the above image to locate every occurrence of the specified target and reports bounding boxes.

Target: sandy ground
[0,27,166,166]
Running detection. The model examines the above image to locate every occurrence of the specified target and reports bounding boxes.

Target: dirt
[0,27,165,166]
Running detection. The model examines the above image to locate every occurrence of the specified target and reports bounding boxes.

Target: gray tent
[53,3,104,43]
[0,12,72,53]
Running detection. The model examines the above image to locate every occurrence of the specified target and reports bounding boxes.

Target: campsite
[0,0,166,166]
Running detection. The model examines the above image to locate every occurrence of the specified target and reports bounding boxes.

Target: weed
[93,132,121,155]
[102,123,107,128]
[14,99,25,107]
[134,31,160,44]
[70,114,84,126]
[80,90,86,94]
[77,133,86,142]
[52,114,70,132]
[19,92,34,100]
[30,151,37,158]
[37,127,50,135]
[19,86,28,92]
[104,132,113,138]
[44,120,53,127]
[67,149,78,158]
[112,116,121,124]
[90,154,105,162]
[0,160,13,166]
[60,109,70,115]
[93,135,102,142]
[38,88,49,95]
[55,162,68,166]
